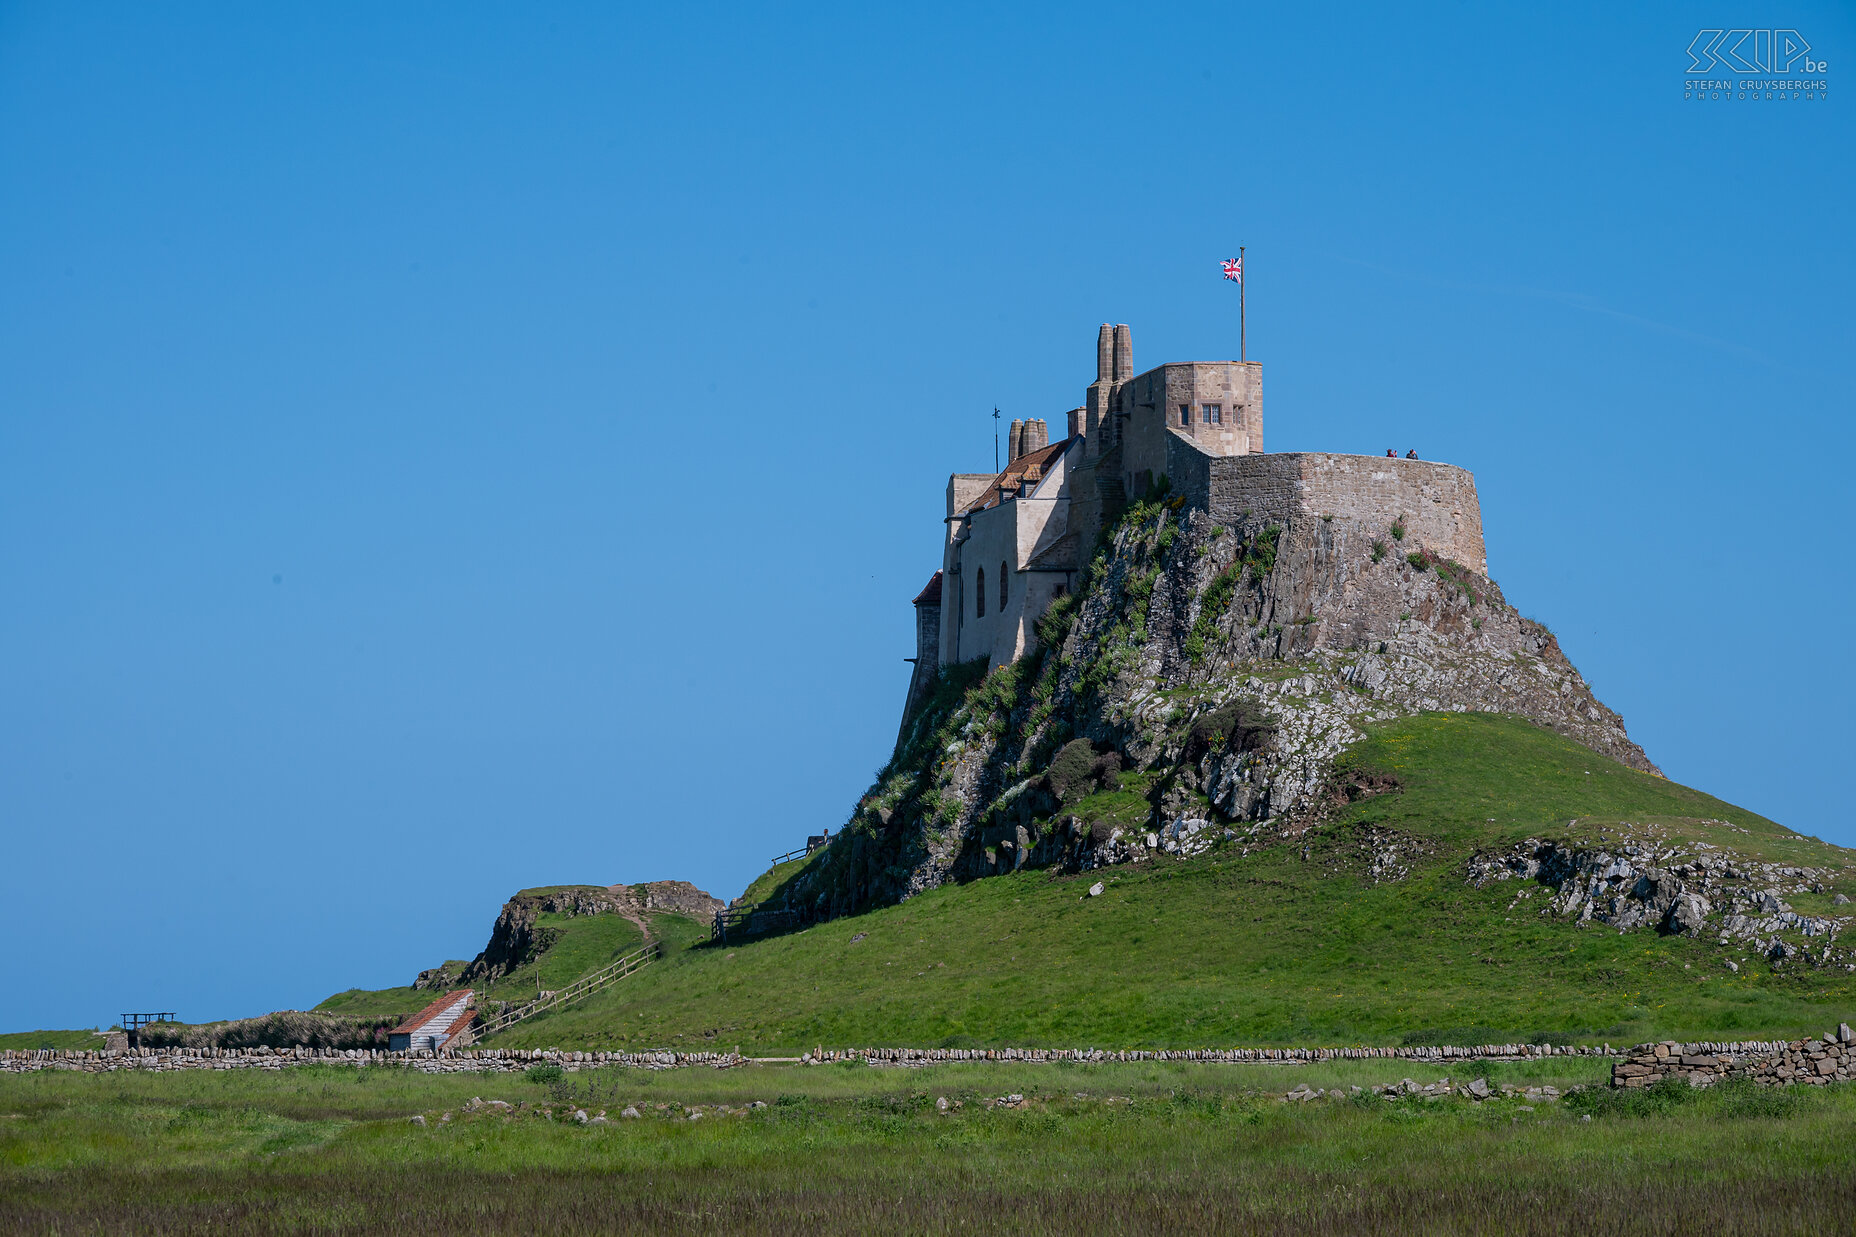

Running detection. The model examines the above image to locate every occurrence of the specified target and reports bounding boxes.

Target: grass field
[3,1060,1854,1234]
[0,1030,100,1052]
[467,714,1856,1053]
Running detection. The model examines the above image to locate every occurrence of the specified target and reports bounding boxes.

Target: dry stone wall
[1611,1023,1856,1088]
[4,1040,1613,1075]
[0,1046,746,1075]
[18,1033,1856,1086]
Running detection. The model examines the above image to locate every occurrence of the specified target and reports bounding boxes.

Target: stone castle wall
[1170,444,1487,574]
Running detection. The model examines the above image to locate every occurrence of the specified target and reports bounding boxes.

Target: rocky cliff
[783,489,1658,917]
[434,881,725,989]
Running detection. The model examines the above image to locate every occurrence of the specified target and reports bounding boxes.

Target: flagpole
[1239,246,1246,363]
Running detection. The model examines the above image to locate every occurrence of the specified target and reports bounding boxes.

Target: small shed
[387,989,475,1052]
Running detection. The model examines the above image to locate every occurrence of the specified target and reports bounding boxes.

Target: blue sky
[2,2,1851,1032]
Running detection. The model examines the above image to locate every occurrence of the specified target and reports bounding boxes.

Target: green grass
[736,853,816,908]
[312,987,430,1020]
[477,713,1856,1054]
[3,1065,1854,1234]
[0,1030,101,1052]
[1335,711,1834,862]
[482,912,645,1000]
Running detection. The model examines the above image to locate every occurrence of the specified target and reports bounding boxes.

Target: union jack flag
[1222,256,1243,284]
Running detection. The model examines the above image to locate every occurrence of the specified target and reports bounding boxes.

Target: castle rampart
[1168,439,1486,574]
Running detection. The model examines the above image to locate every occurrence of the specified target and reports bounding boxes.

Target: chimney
[1066,406,1083,440]
[1022,418,1048,456]
[1008,419,1024,464]
[1096,324,1114,384]
[1113,324,1132,382]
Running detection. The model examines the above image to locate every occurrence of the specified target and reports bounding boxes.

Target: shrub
[1406,552,1428,571]
[135,1011,402,1051]
[1390,519,1406,541]
[1189,700,1275,756]
[525,1063,565,1085]
[1045,739,1123,804]
[1046,739,1102,805]
[1372,540,1387,563]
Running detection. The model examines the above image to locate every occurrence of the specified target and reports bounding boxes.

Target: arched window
[976,567,986,618]
[999,562,1009,611]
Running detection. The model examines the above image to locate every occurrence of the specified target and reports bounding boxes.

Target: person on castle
[1386,448,1396,457]
[1406,449,1418,459]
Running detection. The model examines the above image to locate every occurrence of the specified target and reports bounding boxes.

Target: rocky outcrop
[412,960,469,992]
[1469,826,1853,966]
[779,493,1657,918]
[455,881,725,986]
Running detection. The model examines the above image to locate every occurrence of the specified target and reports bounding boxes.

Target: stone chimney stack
[1113,324,1132,381]
[1007,418,1025,464]
[1066,406,1083,440]
[1085,325,1115,457]
[1021,418,1048,457]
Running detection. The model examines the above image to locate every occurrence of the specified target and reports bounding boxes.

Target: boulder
[1663,892,1712,936]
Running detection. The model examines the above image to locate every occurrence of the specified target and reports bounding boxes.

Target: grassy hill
[313,900,709,1022]
[480,713,1855,1053]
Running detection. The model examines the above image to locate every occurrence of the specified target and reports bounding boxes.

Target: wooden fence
[472,942,663,1038]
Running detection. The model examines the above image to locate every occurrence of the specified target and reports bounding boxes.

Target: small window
[976,568,986,618]
[1051,583,1067,599]
[999,562,1009,610]
[1202,403,1222,424]
[1179,404,1191,425]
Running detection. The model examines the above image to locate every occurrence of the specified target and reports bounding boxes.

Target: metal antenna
[993,407,1001,472]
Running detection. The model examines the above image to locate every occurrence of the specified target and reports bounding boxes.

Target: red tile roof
[389,990,474,1036]
[960,437,1071,515]
[912,571,943,607]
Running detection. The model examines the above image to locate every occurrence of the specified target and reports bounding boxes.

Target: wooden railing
[711,906,805,944]
[770,831,834,867]
[471,942,663,1038]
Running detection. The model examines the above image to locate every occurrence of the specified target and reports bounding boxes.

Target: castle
[903,324,1487,719]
